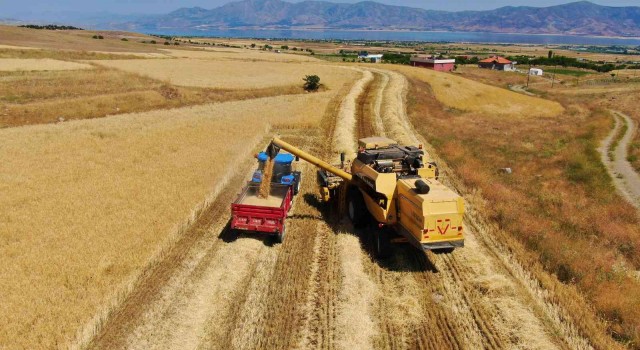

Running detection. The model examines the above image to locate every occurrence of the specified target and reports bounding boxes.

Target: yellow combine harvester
[266,136,464,258]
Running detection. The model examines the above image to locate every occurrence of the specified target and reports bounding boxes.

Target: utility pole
[551,66,556,88]
[526,64,531,88]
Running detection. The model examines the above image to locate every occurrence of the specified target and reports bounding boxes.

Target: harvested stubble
[0,58,92,71]
[0,92,335,349]
[333,68,373,155]
[94,58,353,89]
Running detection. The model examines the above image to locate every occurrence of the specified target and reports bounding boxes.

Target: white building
[529,68,543,76]
[357,52,383,63]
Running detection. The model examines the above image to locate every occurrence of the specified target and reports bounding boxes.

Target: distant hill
[131,0,640,37]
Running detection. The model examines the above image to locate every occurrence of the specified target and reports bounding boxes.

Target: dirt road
[599,110,640,208]
[85,66,604,350]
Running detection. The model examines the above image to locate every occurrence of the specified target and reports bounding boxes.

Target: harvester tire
[348,189,368,228]
[275,226,286,244]
[375,229,392,259]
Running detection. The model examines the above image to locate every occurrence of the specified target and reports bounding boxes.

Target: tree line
[18,24,83,30]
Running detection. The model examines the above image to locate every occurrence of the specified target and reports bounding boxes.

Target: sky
[2,0,639,17]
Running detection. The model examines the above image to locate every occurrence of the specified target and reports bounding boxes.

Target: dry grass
[94,59,352,89]
[388,65,564,118]
[0,58,92,71]
[405,73,640,347]
[0,91,337,349]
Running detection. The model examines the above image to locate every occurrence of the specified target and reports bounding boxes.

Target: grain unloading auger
[266,136,465,258]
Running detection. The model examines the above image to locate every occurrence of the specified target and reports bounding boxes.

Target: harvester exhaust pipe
[340,152,345,168]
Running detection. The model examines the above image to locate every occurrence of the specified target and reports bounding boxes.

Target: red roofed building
[410,56,455,72]
[478,56,516,71]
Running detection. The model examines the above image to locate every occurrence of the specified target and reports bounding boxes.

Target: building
[410,56,456,72]
[357,51,383,63]
[478,56,516,71]
[529,68,543,76]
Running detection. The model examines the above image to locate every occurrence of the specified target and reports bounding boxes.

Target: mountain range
[128,0,640,37]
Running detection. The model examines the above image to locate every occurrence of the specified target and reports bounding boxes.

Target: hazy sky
[3,0,639,16]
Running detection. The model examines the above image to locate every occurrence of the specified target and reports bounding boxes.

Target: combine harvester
[256,136,465,258]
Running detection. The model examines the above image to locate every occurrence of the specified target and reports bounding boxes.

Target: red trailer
[230,183,293,243]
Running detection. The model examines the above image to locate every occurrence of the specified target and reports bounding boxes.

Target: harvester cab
[252,151,301,194]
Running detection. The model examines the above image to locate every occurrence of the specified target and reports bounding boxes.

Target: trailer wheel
[275,226,286,244]
[348,189,368,228]
[374,229,392,259]
[293,179,300,195]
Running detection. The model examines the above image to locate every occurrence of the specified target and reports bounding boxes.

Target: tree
[281,45,289,50]
[548,50,553,59]
[250,43,256,48]
[121,38,128,41]
[303,75,321,92]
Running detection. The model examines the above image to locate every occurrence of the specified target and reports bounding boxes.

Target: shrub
[303,75,320,92]
[164,42,170,45]
[121,38,128,41]
[150,40,156,44]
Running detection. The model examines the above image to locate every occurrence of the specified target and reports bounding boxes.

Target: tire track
[599,110,640,209]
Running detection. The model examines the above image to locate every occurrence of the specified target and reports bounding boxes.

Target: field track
[85,67,601,350]
[599,110,640,208]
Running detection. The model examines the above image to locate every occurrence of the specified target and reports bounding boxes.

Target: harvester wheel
[375,229,392,259]
[275,226,286,244]
[348,189,368,228]
[434,247,454,254]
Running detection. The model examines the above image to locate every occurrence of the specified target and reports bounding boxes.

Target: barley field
[0,92,338,349]
[389,65,564,118]
[94,58,349,89]
[0,58,92,71]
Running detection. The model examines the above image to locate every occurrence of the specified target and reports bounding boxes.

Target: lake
[147,28,640,46]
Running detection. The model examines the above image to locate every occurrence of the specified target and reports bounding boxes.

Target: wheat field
[388,65,564,118]
[0,91,339,349]
[0,58,92,71]
[94,58,347,89]
[162,47,319,62]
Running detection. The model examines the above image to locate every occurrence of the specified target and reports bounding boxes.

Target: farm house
[357,51,383,63]
[410,56,455,71]
[529,68,543,76]
[478,56,516,71]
